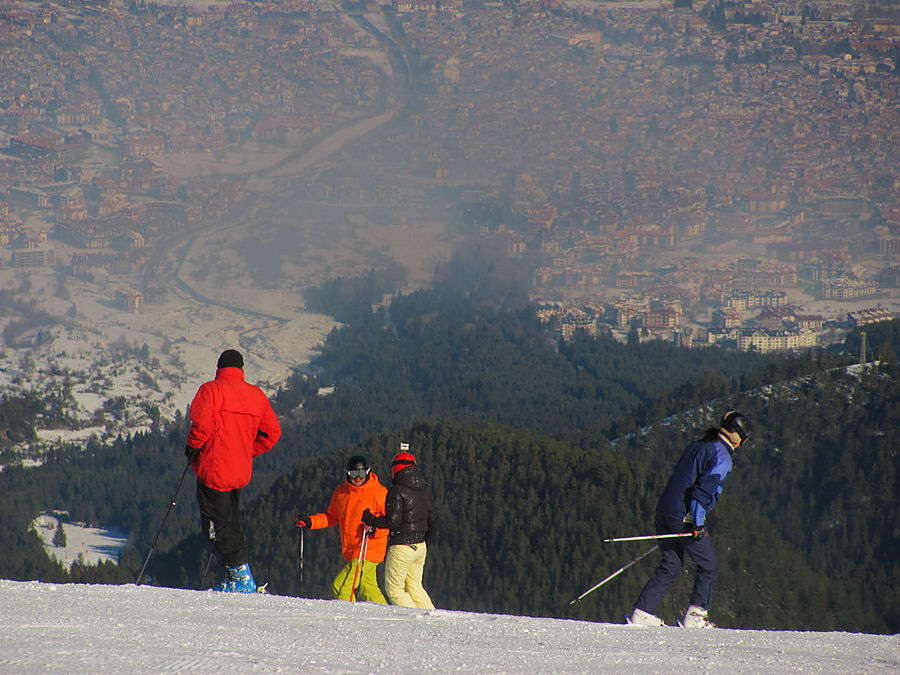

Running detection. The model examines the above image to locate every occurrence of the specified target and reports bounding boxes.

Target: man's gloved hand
[364,525,376,537]
[296,515,311,528]
[361,508,377,527]
[185,445,200,462]
[692,525,707,540]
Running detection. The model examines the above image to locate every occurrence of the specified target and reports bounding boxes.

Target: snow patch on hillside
[32,513,127,570]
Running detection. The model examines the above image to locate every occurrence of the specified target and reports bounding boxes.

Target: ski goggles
[347,468,369,480]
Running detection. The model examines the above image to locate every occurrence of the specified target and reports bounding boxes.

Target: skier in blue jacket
[629,411,750,628]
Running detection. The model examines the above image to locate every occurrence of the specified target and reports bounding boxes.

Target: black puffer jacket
[382,464,438,546]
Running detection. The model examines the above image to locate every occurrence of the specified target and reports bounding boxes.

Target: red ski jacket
[309,473,389,563]
[187,367,281,492]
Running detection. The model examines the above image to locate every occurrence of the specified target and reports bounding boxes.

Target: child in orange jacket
[297,455,388,602]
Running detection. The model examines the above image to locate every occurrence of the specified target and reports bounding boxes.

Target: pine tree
[53,520,67,548]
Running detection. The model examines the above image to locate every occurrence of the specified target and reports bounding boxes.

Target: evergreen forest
[0,286,898,634]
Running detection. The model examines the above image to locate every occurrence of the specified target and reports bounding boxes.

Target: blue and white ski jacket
[656,437,733,527]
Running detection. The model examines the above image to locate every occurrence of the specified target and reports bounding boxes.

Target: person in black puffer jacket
[363,445,438,608]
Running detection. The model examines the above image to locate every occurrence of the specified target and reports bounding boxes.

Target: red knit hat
[391,451,416,477]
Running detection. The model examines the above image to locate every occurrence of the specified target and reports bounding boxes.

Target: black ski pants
[196,481,249,568]
[633,512,719,614]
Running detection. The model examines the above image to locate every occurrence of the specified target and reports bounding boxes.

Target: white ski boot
[628,607,665,627]
[682,605,716,629]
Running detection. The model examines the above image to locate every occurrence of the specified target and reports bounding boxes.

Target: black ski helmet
[720,411,751,445]
[345,455,370,481]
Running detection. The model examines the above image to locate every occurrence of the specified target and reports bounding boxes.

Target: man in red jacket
[186,349,281,592]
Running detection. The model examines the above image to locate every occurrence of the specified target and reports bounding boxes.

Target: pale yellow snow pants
[384,542,434,609]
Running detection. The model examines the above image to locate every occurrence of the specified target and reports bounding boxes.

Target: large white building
[736,328,817,353]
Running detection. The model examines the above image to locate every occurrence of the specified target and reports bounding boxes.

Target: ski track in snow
[0,581,897,674]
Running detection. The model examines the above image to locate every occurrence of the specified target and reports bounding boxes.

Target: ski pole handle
[603,532,695,543]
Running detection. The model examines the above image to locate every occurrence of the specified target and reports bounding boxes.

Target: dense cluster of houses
[0,0,898,352]
[372,0,900,351]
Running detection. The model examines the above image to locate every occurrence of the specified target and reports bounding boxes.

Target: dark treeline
[276,287,838,460]
[0,426,194,584]
[1,286,897,632]
[149,414,890,633]
[0,392,43,452]
[301,263,408,324]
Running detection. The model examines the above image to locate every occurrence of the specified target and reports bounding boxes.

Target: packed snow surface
[0,580,897,673]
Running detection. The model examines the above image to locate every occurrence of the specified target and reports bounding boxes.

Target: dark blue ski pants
[633,512,719,614]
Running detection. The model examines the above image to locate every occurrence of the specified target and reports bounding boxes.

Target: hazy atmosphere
[2,0,899,442]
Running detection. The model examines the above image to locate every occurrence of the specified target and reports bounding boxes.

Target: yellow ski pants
[332,559,387,603]
[384,542,434,609]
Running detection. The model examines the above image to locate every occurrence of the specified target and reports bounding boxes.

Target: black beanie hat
[346,455,369,472]
[217,349,244,369]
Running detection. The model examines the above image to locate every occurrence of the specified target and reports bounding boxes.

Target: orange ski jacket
[309,473,388,563]
[187,367,281,492]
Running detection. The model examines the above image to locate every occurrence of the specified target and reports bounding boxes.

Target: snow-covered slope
[0,580,896,673]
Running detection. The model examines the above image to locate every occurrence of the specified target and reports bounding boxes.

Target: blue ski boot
[213,563,257,593]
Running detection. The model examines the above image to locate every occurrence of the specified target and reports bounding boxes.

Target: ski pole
[351,528,370,601]
[136,460,193,586]
[603,532,695,543]
[349,527,370,602]
[199,547,215,590]
[299,526,304,586]
[569,544,659,605]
